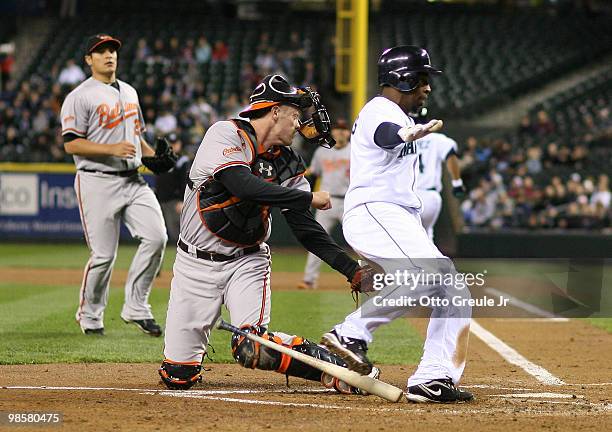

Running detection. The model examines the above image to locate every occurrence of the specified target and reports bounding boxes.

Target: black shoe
[82,327,105,336]
[320,329,373,375]
[123,318,162,337]
[406,378,474,403]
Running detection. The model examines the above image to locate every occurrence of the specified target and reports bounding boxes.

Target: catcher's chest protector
[197,120,307,246]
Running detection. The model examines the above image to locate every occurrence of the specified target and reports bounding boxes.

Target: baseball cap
[85,34,122,55]
[239,74,312,118]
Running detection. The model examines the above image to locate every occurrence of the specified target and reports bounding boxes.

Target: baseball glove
[142,137,178,174]
[350,260,378,294]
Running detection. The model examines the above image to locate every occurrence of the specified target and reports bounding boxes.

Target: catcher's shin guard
[159,359,203,390]
[230,325,346,382]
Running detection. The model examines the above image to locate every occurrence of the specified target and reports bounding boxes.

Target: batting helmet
[378,45,442,93]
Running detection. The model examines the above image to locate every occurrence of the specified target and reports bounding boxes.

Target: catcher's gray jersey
[179,120,309,256]
[61,77,146,171]
[309,143,350,196]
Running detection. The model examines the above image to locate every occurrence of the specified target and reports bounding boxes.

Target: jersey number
[418,154,424,173]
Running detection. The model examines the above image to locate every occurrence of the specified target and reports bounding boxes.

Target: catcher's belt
[193,120,307,246]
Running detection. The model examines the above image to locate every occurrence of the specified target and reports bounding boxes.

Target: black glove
[452,179,466,199]
[142,137,178,174]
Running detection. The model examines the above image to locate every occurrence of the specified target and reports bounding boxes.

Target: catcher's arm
[282,209,375,294]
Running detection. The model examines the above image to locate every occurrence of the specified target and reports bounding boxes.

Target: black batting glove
[452,179,466,198]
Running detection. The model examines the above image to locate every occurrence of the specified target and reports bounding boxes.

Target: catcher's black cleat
[123,318,162,337]
[82,327,104,336]
[320,329,373,375]
[406,378,474,403]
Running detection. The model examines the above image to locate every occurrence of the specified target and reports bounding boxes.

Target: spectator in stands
[182,38,195,65]
[153,38,170,64]
[257,32,271,53]
[195,37,212,65]
[526,146,542,174]
[135,38,151,63]
[58,59,85,86]
[211,40,229,64]
[0,50,14,91]
[591,174,610,209]
[154,105,178,135]
[534,110,555,135]
[255,47,278,75]
[518,115,534,135]
[188,95,218,129]
[222,93,241,118]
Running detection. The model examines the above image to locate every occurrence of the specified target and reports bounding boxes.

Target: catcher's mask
[240,74,335,148]
[297,87,336,149]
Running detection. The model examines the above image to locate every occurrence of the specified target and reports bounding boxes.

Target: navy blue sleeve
[373,122,404,149]
[445,147,458,160]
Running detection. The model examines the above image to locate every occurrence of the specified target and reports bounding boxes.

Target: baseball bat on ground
[215,318,404,402]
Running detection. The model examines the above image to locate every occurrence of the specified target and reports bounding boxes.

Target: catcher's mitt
[142,137,178,174]
[349,260,378,295]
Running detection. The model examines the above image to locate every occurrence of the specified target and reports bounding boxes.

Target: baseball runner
[61,34,177,337]
[320,46,473,403]
[415,130,465,239]
[158,75,377,393]
[298,119,351,290]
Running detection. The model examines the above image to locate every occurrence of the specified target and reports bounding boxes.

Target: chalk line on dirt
[470,320,566,386]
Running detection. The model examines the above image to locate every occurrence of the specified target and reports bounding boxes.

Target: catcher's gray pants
[164,243,294,363]
[302,196,345,285]
[74,172,167,330]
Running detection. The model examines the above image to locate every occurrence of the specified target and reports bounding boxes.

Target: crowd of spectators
[0,30,314,162]
[460,106,611,231]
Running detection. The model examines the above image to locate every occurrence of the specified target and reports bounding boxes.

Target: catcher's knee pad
[158,359,203,390]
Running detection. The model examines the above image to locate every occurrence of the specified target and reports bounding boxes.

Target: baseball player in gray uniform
[415,131,465,239]
[298,119,351,289]
[158,75,377,393]
[61,34,177,337]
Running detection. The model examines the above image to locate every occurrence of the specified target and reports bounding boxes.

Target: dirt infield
[1,267,611,431]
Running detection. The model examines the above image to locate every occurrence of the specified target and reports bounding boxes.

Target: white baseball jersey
[344,96,422,214]
[309,143,350,196]
[416,133,457,192]
[61,77,146,171]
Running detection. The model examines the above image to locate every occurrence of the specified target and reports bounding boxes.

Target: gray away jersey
[309,143,350,196]
[60,77,146,171]
[416,133,457,192]
[180,120,310,255]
